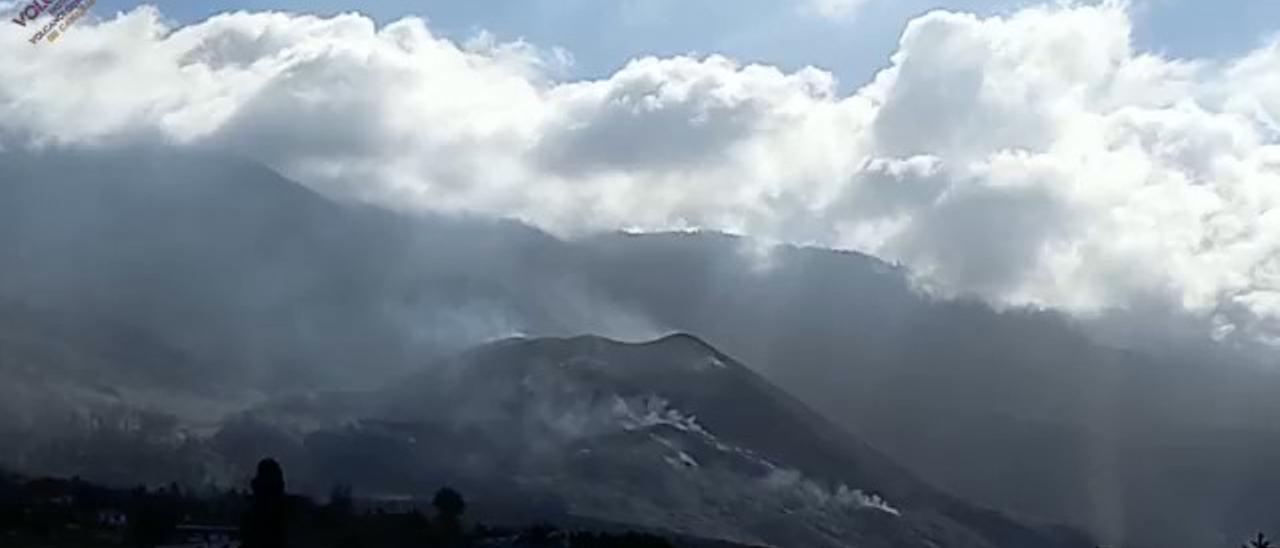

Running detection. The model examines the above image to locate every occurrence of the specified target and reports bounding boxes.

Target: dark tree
[327,484,354,517]
[433,487,465,519]
[1247,533,1273,548]
[242,458,287,548]
[432,487,467,546]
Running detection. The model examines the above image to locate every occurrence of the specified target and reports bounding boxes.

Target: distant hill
[225,333,1088,548]
[1,146,1279,547]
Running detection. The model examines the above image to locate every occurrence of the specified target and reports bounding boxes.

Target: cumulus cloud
[2,4,1280,345]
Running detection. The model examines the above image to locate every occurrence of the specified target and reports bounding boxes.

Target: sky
[1,0,1279,348]
[68,0,1280,88]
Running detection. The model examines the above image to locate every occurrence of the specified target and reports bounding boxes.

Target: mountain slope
[237,334,1088,548]
[570,232,1280,547]
[3,147,1278,547]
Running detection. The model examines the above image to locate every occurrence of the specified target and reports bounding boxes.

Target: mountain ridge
[1,146,1275,547]
[340,333,1088,548]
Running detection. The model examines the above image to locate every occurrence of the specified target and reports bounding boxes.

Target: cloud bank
[2,3,1278,345]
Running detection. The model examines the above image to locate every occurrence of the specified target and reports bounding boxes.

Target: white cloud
[2,4,1280,346]
[805,0,872,21]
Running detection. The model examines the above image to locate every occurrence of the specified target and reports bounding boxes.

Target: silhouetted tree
[432,487,467,546]
[327,484,354,517]
[242,458,287,548]
[322,483,360,548]
[1246,532,1273,548]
